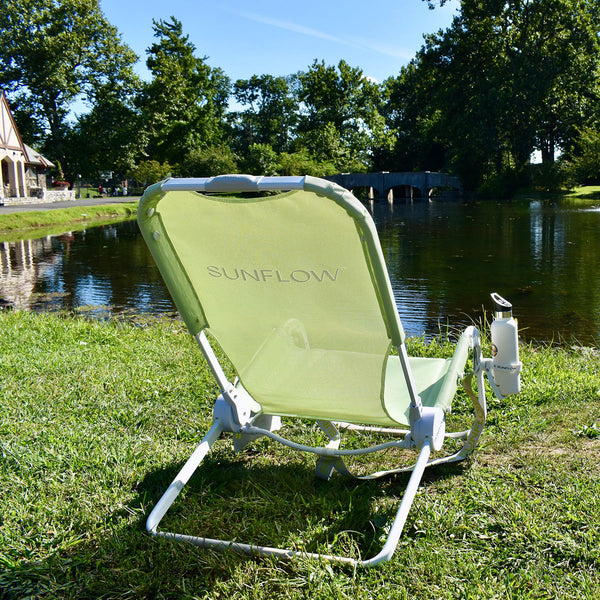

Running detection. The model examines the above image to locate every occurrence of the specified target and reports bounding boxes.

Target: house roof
[0,91,26,154]
[24,143,55,168]
[1,91,54,169]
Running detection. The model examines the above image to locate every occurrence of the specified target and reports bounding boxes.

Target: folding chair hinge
[411,407,445,452]
[409,402,423,429]
[216,383,263,431]
[213,389,255,432]
[233,414,282,452]
[213,396,242,432]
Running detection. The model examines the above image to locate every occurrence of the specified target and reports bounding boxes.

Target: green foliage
[278,149,338,177]
[381,66,447,172]
[53,160,65,181]
[232,74,298,155]
[242,143,280,176]
[128,160,174,186]
[0,0,138,173]
[67,91,144,180]
[295,60,386,171]
[181,145,239,177]
[567,126,600,184]
[138,17,230,166]
[388,0,600,191]
[476,169,531,199]
[4,1,600,195]
[530,161,574,193]
[295,122,368,173]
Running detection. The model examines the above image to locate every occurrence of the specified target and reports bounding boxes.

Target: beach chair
[138,175,519,567]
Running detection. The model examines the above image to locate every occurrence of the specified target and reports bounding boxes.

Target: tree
[232,74,298,156]
[568,126,600,184]
[523,1,600,164]
[381,63,447,172]
[404,0,600,191]
[295,60,389,171]
[129,160,174,187]
[180,145,238,177]
[278,149,337,177]
[0,0,138,176]
[242,143,280,176]
[139,16,230,166]
[415,5,508,188]
[65,77,145,181]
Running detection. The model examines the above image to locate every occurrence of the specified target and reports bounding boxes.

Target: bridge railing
[324,172,462,200]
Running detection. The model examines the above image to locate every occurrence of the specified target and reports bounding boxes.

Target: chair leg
[146,418,433,567]
[359,437,431,567]
[315,420,342,480]
[146,421,224,536]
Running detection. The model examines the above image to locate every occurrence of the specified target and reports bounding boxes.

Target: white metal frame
[146,327,498,567]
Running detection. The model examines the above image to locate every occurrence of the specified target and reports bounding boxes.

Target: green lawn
[565,185,600,199]
[0,202,138,241]
[1,311,599,598]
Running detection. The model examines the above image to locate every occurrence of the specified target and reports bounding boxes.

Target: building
[0,91,74,205]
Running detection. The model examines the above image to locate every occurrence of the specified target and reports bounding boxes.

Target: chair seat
[236,332,464,427]
[384,355,456,426]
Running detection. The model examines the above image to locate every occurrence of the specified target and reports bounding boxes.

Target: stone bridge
[324,171,462,200]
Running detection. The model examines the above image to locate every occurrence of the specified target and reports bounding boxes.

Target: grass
[564,185,600,199]
[1,310,599,599]
[516,185,600,205]
[0,202,139,239]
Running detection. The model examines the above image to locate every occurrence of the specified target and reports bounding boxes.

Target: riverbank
[1,184,598,238]
[1,310,598,598]
[515,184,600,203]
[564,185,600,199]
[0,200,138,241]
[0,195,138,215]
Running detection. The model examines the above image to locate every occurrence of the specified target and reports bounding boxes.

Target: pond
[1,197,599,345]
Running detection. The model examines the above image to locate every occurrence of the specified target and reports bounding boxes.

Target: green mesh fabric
[157,189,395,422]
[139,184,469,426]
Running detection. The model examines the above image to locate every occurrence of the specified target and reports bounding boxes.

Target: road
[0,196,138,214]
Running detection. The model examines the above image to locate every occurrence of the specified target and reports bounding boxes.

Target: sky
[99,0,460,85]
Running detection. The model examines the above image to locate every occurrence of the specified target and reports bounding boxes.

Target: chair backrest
[138,175,407,424]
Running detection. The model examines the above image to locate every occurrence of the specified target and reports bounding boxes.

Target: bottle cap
[491,292,512,318]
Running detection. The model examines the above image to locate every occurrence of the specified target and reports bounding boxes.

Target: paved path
[0,196,138,214]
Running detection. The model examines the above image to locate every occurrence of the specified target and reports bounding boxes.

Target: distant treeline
[2,0,600,195]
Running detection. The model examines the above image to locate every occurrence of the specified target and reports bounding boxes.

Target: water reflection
[369,198,600,345]
[1,199,599,345]
[0,238,41,309]
[0,221,174,318]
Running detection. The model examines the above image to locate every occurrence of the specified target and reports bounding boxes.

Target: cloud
[231,9,414,61]
[237,12,356,47]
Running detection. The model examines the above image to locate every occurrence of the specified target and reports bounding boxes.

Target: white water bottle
[490,293,521,396]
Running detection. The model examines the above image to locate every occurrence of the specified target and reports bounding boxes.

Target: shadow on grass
[1,444,468,599]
